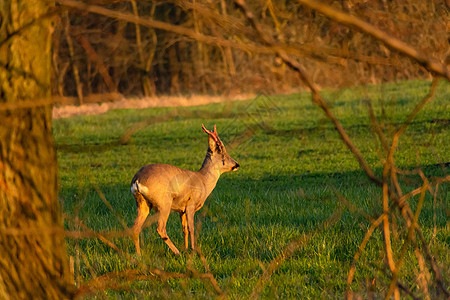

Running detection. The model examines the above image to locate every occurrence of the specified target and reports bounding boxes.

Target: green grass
[54,79,449,298]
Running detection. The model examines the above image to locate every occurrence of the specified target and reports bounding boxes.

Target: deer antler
[202,124,219,143]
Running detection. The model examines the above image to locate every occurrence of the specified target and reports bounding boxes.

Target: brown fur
[130,124,239,255]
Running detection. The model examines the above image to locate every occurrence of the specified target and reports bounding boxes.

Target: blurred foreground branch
[56,0,270,55]
[64,211,225,298]
[234,0,382,186]
[250,206,343,298]
[235,0,448,297]
[295,0,450,80]
[63,181,225,298]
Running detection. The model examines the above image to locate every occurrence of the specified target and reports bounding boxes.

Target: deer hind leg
[180,212,189,250]
[157,207,181,255]
[131,193,150,255]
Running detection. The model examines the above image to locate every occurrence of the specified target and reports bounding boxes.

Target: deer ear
[208,134,219,151]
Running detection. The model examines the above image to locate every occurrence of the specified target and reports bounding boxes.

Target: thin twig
[233,0,382,187]
[382,180,396,273]
[0,9,58,48]
[394,79,439,141]
[92,182,129,230]
[295,0,449,79]
[346,213,384,294]
[249,207,342,299]
[335,191,375,224]
[365,96,389,155]
[63,213,133,262]
[55,0,283,56]
[385,180,428,299]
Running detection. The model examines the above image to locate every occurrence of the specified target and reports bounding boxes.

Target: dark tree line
[53,0,448,101]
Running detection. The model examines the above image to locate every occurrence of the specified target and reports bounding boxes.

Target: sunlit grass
[54,79,449,298]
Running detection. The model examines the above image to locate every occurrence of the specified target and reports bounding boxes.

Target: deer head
[202,124,239,174]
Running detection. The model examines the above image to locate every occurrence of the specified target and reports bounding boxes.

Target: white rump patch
[131,180,139,194]
[131,179,150,195]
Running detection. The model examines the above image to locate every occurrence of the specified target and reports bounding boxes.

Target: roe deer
[130,124,239,255]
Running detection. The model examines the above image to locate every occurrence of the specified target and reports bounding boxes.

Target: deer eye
[215,144,223,153]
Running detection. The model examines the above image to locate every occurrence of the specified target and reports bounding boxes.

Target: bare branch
[250,207,342,298]
[92,182,129,230]
[346,213,384,294]
[382,181,396,273]
[233,0,382,186]
[63,213,133,262]
[385,180,428,299]
[295,0,450,79]
[56,0,271,55]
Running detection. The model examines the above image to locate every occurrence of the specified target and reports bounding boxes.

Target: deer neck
[198,152,221,191]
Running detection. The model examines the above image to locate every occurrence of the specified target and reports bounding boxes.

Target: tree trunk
[0,0,74,299]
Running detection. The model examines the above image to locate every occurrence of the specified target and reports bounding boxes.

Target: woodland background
[54,0,448,101]
[0,0,448,298]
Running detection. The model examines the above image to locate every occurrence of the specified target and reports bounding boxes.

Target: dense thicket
[53,0,448,99]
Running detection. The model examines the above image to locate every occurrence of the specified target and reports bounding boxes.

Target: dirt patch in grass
[52,94,254,119]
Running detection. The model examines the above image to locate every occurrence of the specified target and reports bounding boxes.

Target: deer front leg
[157,207,181,255]
[186,205,196,250]
[180,212,189,250]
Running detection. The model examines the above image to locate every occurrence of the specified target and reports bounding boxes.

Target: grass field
[54,80,449,298]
